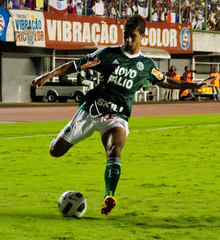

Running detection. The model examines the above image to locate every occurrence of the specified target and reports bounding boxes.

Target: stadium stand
[1,0,220,32]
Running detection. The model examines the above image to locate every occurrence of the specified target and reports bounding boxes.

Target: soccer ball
[58,190,87,218]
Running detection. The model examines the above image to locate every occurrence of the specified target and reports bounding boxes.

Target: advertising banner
[10,10,192,54]
[142,22,192,54]
[10,9,46,47]
[43,12,123,50]
[43,13,192,54]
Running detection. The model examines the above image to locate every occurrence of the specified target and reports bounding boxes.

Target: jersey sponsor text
[97,98,124,113]
[107,66,137,89]
[151,68,163,80]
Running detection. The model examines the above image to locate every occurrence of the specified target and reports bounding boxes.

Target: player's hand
[32,73,50,89]
[197,76,215,89]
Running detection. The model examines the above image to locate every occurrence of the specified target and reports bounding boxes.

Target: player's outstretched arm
[158,76,215,90]
[32,61,76,89]
[197,76,216,88]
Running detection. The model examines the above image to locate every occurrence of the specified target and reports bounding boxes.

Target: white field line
[131,126,185,132]
[0,124,218,141]
[0,134,56,140]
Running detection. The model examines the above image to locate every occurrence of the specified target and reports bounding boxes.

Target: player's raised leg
[50,109,94,158]
[101,127,126,215]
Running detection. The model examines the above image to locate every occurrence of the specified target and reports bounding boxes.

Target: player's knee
[50,143,71,157]
[107,144,123,158]
[106,140,125,158]
[49,144,62,157]
[50,147,64,158]
[49,138,70,157]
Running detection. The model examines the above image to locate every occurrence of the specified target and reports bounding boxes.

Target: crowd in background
[180,0,220,31]
[164,65,220,101]
[2,0,220,31]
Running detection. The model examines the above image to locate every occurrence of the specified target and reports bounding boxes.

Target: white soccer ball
[58,190,87,218]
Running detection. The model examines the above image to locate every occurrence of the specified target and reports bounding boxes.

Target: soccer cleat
[101,196,117,215]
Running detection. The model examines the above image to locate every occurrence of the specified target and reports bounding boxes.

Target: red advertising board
[142,21,192,54]
[10,10,193,54]
[44,12,192,54]
[43,12,124,50]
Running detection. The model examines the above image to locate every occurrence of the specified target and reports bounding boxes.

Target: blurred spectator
[215,10,220,30]
[8,0,13,8]
[131,1,138,14]
[87,0,94,16]
[67,0,77,14]
[91,0,97,16]
[44,0,48,11]
[208,8,217,30]
[121,3,126,19]
[126,3,132,18]
[210,67,220,101]
[7,0,220,32]
[152,7,159,22]
[179,66,196,100]
[13,0,20,8]
[160,8,166,22]
[24,0,31,9]
[191,9,198,29]
[76,1,84,15]
[183,6,191,23]
[20,0,25,8]
[110,4,117,18]
[137,1,148,19]
[195,6,203,29]
[86,0,90,15]
[164,66,181,101]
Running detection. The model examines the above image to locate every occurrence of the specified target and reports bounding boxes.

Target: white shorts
[57,109,129,145]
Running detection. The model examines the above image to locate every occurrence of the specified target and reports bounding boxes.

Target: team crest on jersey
[136,62,144,71]
[180,27,190,50]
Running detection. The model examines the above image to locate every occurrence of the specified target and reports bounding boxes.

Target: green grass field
[0,114,220,239]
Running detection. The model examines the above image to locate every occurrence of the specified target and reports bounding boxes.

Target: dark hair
[171,65,176,71]
[124,15,146,35]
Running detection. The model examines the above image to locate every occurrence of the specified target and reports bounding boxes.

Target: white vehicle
[31,81,89,103]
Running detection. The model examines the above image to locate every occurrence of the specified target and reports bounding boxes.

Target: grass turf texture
[0,114,220,239]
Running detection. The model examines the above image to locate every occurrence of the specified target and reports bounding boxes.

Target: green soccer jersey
[74,46,166,121]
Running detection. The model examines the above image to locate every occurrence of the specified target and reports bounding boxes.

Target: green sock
[104,157,121,198]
